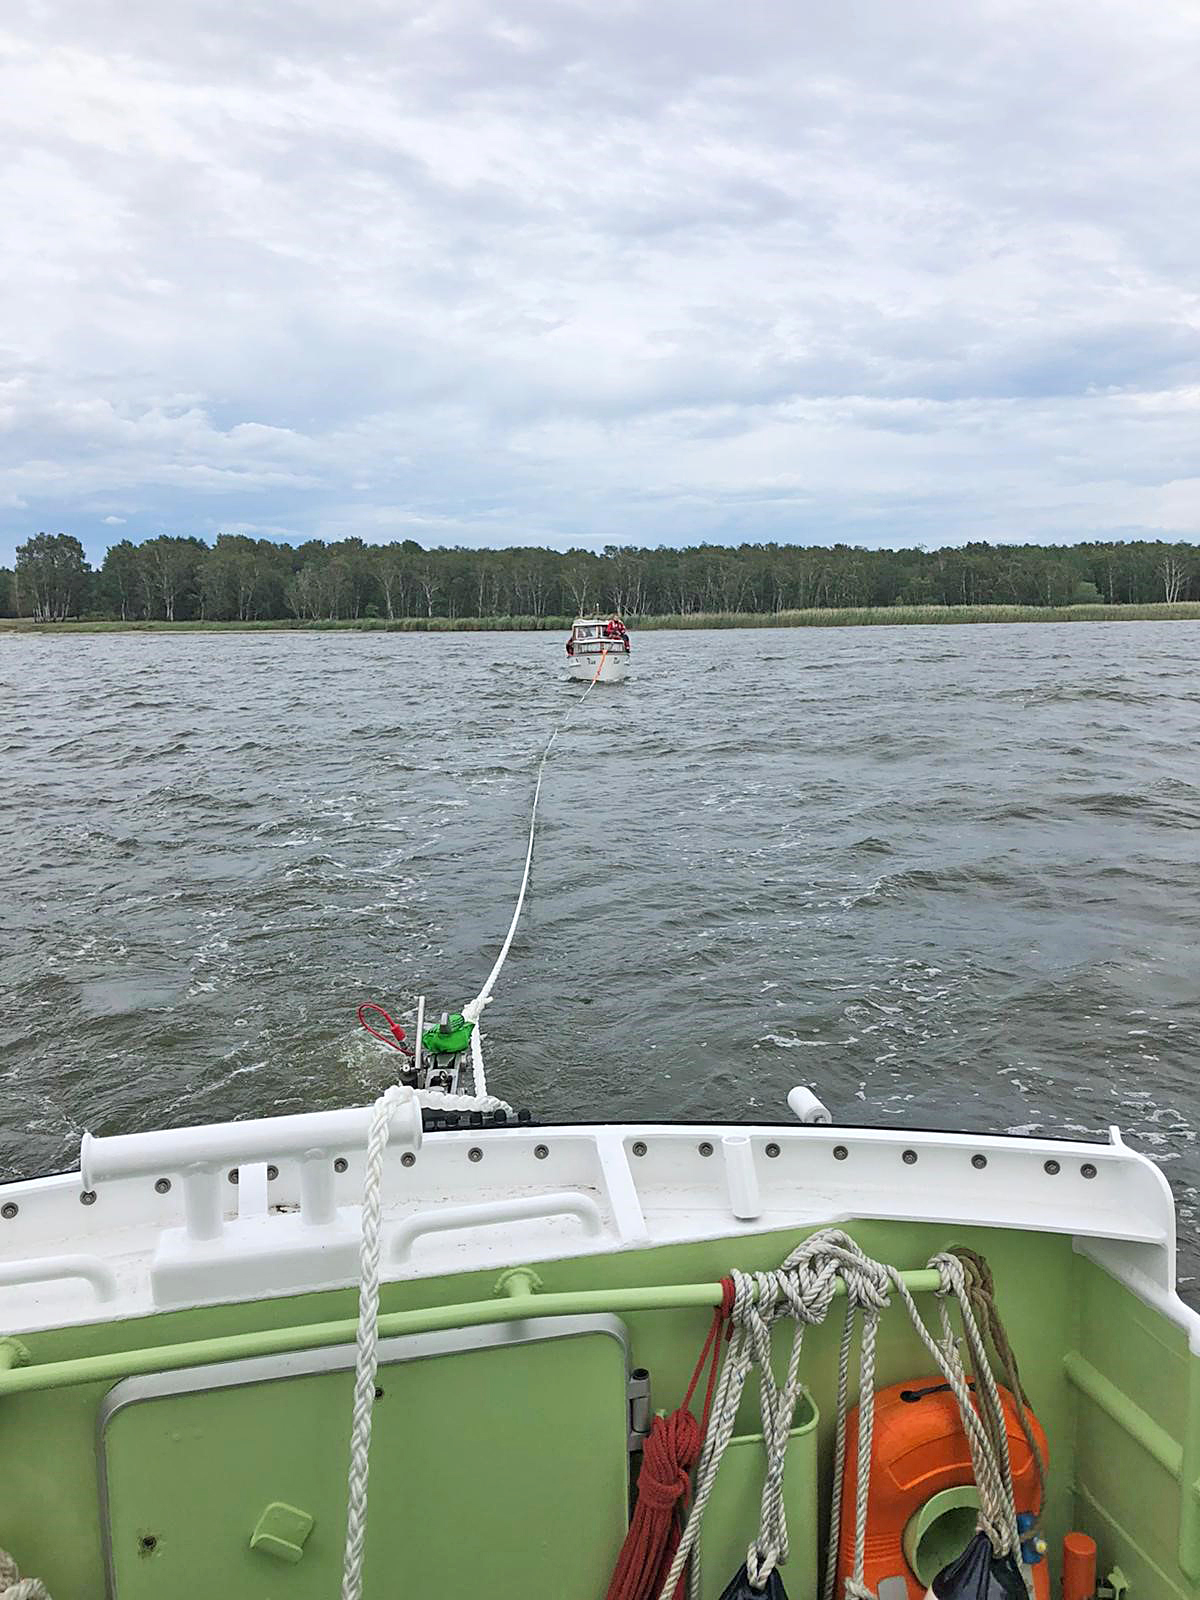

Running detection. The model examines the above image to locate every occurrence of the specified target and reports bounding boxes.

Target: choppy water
[2,625,1198,1288]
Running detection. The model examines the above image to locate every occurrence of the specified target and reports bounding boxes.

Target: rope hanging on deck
[339,1083,410,1600]
[887,1256,1025,1575]
[606,1281,734,1600]
[659,1232,891,1600]
[950,1245,1047,1524]
[642,1229,1029,1600]
[0,1548,51,1600]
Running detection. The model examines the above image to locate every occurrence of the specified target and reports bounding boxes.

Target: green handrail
[1063,1349,1200,1580]
[0,1269,943,1398]
[1062,1351,1182,1479]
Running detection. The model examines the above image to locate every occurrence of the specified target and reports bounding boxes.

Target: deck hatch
[98,1314,630,1598]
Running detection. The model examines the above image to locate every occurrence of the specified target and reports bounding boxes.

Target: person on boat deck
[605,616,630,649]
[565,637,575,655]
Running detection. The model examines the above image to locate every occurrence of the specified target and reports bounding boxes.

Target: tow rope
[459,643,610,1097]
[606,1281,735,1600]
[357,648,611,1098]
[341,652,614,1600]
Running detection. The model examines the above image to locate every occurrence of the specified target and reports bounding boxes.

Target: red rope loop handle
[357,1003,412,1056]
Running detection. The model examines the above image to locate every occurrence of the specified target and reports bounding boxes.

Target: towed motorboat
[565,615,630,682]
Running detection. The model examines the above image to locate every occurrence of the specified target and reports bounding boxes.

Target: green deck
[2,1219,1197,1598]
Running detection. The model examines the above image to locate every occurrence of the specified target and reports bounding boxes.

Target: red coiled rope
[605,1278,735,1600]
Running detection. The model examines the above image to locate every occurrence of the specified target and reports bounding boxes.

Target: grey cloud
[1,0,1199,564]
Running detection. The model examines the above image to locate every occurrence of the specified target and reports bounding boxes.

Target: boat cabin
[567,616,630,654]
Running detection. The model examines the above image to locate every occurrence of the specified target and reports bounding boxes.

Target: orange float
[835,1377,1050,1600]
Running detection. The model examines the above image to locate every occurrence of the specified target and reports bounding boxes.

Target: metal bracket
[1097,1568,1129,1600]
[0,1337,31,1370]
[627,1367,651,1451]
[495,1267,543,1299]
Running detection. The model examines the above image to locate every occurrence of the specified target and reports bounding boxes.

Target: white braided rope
[755,1238,890,1593]
[657,1231,1027,1600]
[845,1308,883,1600]
[461,1001,493,1101]
[888,1257,1025,1573]
[659,1230,888,1600]
[821,1296,858,1600]
[669,1272,756,1600]
[339,1083,408,1600]
[414,1087,511,1117]
[461,663,606,1097]
[0,1548,50,1600]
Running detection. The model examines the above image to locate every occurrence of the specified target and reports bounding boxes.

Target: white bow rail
[80,1098,423,1243]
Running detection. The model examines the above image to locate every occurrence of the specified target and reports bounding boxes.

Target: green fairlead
[422,1012,475,1055]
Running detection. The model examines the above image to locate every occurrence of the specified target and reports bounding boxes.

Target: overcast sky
[2,0,1198,566]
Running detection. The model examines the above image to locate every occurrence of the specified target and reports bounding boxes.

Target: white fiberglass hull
[0,1105,1184,1334]
[567,648,629,683]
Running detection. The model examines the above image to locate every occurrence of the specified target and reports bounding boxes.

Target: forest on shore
[2,530,1196,625]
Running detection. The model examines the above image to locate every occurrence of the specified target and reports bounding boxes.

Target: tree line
[1,530,1196,623]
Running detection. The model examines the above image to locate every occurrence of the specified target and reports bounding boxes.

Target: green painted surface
[903,1486,982,1585]
[1064,1351,1183,1478]
[0,1336,29,1370]
[698,1401,818,1599]
[2,1219,1199,1598]
[101,1328,628,1597]
[1069,1257,1200,1598]
[249,1502,315,1564]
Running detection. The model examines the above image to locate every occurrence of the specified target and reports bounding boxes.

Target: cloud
[1,0,1199,565]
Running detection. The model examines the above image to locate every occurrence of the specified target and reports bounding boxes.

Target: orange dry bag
[835,1378,1049,1600]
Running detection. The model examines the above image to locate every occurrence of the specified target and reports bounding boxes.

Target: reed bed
[4,602,1200,633]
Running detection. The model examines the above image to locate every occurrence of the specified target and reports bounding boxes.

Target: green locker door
[100,1315,631,1599]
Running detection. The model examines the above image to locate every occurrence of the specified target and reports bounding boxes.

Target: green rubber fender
[421,1013,475,1056]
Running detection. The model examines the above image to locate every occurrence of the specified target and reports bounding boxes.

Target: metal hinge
[627,1367,651,1451]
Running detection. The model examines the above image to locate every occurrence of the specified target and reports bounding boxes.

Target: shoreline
[3,602,1200,633]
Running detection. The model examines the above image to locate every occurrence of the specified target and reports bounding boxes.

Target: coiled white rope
[461,653,609,1097]
[0,1549,50,1600]
[660,1231,890,1600]
[658,1228,1027,1600]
